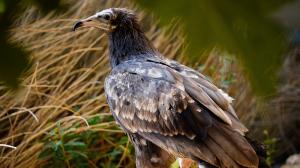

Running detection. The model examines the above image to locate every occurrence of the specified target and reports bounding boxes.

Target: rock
[281,154,300,168]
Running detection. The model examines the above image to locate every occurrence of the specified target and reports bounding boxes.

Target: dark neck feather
[108,23,156,67]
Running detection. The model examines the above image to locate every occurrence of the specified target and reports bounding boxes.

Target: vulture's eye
[102,14,111,21]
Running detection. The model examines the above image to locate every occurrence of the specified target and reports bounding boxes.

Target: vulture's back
[104,57,260,168]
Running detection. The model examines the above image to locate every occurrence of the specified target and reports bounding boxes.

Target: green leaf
[53,141,62,151]
[87,116,101,125]
[64,141,87,150]
[108,149,122,157]
[118,136,128,145]
[38,148,52,159]
[67,150,88,159]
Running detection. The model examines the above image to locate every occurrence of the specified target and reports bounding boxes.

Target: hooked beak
[73,15,115,32]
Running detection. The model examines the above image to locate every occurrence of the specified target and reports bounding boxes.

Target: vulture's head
[73,8,156,67]
[73,8,139,33]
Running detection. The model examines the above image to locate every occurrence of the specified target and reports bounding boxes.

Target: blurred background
[0,0,299,167]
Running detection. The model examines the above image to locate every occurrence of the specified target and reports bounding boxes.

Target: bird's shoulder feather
[104,58,257,167]
[105,57,247,138]
[145,57,248,133]
[105,59,212,139]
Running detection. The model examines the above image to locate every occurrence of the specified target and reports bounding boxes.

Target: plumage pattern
[74,8,265,168]
[105,57,258,167]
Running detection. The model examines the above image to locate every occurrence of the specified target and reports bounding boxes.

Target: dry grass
[0,0,297,167]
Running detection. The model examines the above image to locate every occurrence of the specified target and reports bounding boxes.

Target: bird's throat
[108,26,156,68]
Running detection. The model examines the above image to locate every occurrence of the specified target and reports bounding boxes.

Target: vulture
[73,8,267,168]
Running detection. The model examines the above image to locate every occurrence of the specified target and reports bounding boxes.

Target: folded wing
[104,58,258,167]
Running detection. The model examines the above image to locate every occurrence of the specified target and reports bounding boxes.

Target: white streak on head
[96,8,113,16]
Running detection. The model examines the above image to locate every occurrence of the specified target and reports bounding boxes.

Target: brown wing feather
[104,59,258,168]
[129,133,174,168]
[207,121,258,167]
[148,58,248,134]
[105,69,210,138]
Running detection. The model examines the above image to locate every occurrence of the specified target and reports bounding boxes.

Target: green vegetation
[263,130,279,167]
[38,117,133,168]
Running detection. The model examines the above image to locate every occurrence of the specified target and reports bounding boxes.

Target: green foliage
[135,0,292,95]
[39,116,133,168]
[39,122,93,168]
[263,130,278,166]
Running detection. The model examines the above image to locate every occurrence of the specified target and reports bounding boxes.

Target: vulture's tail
[202,121,259,168]
[246,137,270,168]
[202,119,271,168]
